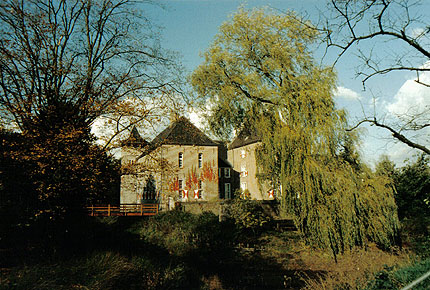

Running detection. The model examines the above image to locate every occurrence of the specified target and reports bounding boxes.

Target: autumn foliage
[201,161,218,182]
[0,0,179,222]
[1,125,119,222]
[185,167,199,191]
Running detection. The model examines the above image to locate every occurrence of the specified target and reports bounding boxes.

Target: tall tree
[324,0,430,155]
[0,0,182,219]
[393,154,430,219]
[192,8,399,258]
[0,0,184,142]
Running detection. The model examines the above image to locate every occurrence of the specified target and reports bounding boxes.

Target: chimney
[169,111,180,122]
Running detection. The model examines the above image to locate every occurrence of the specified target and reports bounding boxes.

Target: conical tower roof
[123,126,148,148]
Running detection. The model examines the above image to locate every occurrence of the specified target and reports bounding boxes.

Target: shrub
[301,244,411,290]
[224,198,271,237]
[393,154,430,219]
[401,216,430,258]
[139,210,235,258]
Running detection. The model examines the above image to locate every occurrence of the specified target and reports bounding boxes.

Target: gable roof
[151,116,217,147]
[218,158,232,168]
[228,129,261,150]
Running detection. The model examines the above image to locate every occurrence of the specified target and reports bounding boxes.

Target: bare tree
[0,0,184,143]
[324,0,429,155]
[0,0,185,218]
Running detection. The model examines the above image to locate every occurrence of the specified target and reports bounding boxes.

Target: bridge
[86,204,158,217]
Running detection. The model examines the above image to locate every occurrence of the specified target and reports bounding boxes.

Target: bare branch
[0,0,186,139]
[325,0,430,153]
[348,118,430,155]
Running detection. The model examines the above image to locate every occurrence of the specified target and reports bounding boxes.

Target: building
[228,130,273,200]
[120,117,234,208]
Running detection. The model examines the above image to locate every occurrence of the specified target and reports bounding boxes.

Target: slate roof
[151,116,218,147]
[228,129,261,150]
[218,158,232,168]
[123,126,149,148]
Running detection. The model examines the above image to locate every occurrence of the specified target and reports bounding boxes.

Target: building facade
[228,131,273,200]
[120,117,274,207]
[120,117,234,208]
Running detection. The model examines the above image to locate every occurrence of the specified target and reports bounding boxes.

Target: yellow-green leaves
[192,7,399,259]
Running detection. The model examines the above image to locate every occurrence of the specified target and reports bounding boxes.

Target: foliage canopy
[192,8,399,258]
[393,155,429,219]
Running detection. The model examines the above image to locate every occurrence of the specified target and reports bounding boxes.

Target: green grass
[365,259,430,290]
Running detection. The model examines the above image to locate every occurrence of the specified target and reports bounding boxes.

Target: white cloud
[187,96,218,130]
[381,64,430,164]
[90,96,175,149]
[387,64,430,131]
[410,27,425,38]
[387,77,430,117]
[334,86,362,100]
[188,109,205,129]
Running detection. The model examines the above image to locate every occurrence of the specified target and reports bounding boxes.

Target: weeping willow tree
[191,7,399,259]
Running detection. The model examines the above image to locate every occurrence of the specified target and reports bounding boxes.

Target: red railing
[86,204,158,217]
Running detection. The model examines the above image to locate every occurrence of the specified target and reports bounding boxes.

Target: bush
[401,216,430,258]
[224,198,271,237]
[301,244,411,290]
[393,154,430,220]
[139,211,235,258]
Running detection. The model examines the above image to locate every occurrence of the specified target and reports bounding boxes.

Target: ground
[1,212,428,290]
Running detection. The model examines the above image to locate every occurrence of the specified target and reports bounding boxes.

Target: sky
[137,0,430,167]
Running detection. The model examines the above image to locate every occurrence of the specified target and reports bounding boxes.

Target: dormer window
[178,152,183,168]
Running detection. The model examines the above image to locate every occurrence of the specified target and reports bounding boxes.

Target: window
[240,165,248,177]
[240,149,246,158]
[241,182,247,191]
[143,175,156,200]
[224,168,230,178]
[198,153,203,168]
[225,183,231,199]
[178,179,183,199]
[198,180,203,199]
[178,152,183,168]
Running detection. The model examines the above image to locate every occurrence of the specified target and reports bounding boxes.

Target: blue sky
[142,0,430,167]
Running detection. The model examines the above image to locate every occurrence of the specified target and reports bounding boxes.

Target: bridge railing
[86,203,158,217]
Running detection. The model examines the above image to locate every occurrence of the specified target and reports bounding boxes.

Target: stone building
[120,117,234,209]
[228,130,273,200]
[120,117,274,208]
